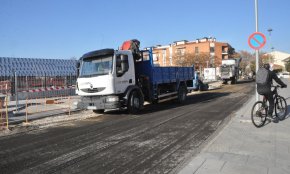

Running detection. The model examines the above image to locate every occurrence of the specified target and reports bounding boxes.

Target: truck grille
[81,87,105,93]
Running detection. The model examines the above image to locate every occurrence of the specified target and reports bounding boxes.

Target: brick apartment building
[150,37,235,69]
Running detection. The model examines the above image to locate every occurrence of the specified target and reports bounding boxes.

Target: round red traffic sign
[248,32,266,50]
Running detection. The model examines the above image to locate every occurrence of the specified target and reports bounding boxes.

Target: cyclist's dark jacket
[257,70,286,94]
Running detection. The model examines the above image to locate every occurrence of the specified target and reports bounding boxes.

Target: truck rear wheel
[128,90,144,114]
[177,85,187,104]
[230,77,236,84]
[93,109,105,114]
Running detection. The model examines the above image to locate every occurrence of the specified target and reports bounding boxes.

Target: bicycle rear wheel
[275,96,287,120]
[251,101,267,128]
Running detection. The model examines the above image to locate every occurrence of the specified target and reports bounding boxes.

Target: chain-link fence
[0,57,80,129]
[0,71,77,100]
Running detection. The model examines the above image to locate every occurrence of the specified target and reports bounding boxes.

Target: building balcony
[222,51,228,55]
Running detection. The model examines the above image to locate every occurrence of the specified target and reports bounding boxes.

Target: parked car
[277,72,283,78]
[282,72,290,78]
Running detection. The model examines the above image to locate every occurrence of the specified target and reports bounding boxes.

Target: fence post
[45,96,47,112]
[68,96,71,116]
[5,96,9,129]
[44,73,47,88]
[35,97,38,114]
[69,73,71,87]
[25,98,28,123]
[0,98,2,128]
[26,76,28,91]
[4,84,9,129]
[15,71,19,112]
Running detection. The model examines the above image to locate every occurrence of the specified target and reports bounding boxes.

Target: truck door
[114,53,136,94]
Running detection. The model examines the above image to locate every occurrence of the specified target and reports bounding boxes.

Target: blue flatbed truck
[76,48,194,114]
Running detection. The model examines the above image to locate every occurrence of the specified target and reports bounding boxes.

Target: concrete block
[220,152,248,164]
[195,159,226,174]
[178,156,205,174]
[221,162,267,174]
[247,155,276,169]
[268,167,290,174]
[199,152,223,160]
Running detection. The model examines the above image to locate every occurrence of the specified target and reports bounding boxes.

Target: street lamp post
[255,0,259,102]
[268,28,273,63]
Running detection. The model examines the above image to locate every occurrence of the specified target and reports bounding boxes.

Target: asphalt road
[0,81,255,174]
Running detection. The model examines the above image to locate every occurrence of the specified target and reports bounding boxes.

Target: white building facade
[267,50,290,70]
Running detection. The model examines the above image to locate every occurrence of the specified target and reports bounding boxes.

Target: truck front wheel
[230,77,236,85]
[128,90,144,114]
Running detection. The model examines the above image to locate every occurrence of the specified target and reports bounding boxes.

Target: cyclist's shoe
[271,116,279,123]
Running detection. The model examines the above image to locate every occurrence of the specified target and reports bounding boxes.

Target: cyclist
[257,63,287,122]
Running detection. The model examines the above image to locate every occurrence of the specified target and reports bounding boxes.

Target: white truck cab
[76,49,138,113]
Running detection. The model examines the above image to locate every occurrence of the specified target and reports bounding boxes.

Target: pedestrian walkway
[179,79,290,174]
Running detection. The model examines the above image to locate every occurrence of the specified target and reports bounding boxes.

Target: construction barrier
[0,97,9,130]
[20,92,78,124]
[1,78,79,128]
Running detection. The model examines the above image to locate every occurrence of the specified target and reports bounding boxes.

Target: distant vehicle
[277,72,283,78]
[187,72,209,92]
[220,58,242,84]
[281,72,290,78]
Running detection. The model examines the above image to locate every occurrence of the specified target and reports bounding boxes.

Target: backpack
[256,67,270,85]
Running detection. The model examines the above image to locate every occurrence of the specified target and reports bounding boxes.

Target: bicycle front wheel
[251,101,267,128]
[275,96,288,120]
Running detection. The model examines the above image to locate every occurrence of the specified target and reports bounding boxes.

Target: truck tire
[223,80,228,84]
[128,90,144,114]
[177,85,187,104]
[230,77,236,85]
[93,109,105,114]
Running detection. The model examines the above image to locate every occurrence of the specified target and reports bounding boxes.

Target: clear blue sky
[1,0,290,59]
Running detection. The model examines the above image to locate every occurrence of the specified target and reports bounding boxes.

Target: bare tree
[173,52,211,71]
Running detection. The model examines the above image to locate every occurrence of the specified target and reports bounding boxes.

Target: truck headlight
[106,96,119,102]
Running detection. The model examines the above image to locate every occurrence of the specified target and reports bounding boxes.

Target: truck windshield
[80,55,113,77]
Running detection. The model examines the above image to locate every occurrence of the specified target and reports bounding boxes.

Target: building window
[210,47,215,53]
[222,47,228,54]
[153,53,158,61]
[176,48,185,56]
[162,50,166,66]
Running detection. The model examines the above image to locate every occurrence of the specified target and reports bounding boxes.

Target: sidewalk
[179,79,290,174]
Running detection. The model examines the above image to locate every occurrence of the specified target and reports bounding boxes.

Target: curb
[7,109,83,125]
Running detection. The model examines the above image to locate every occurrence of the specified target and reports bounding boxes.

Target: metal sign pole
[255,0,259,102]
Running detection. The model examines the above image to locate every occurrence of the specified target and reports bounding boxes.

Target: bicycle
[251,85,288,128]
